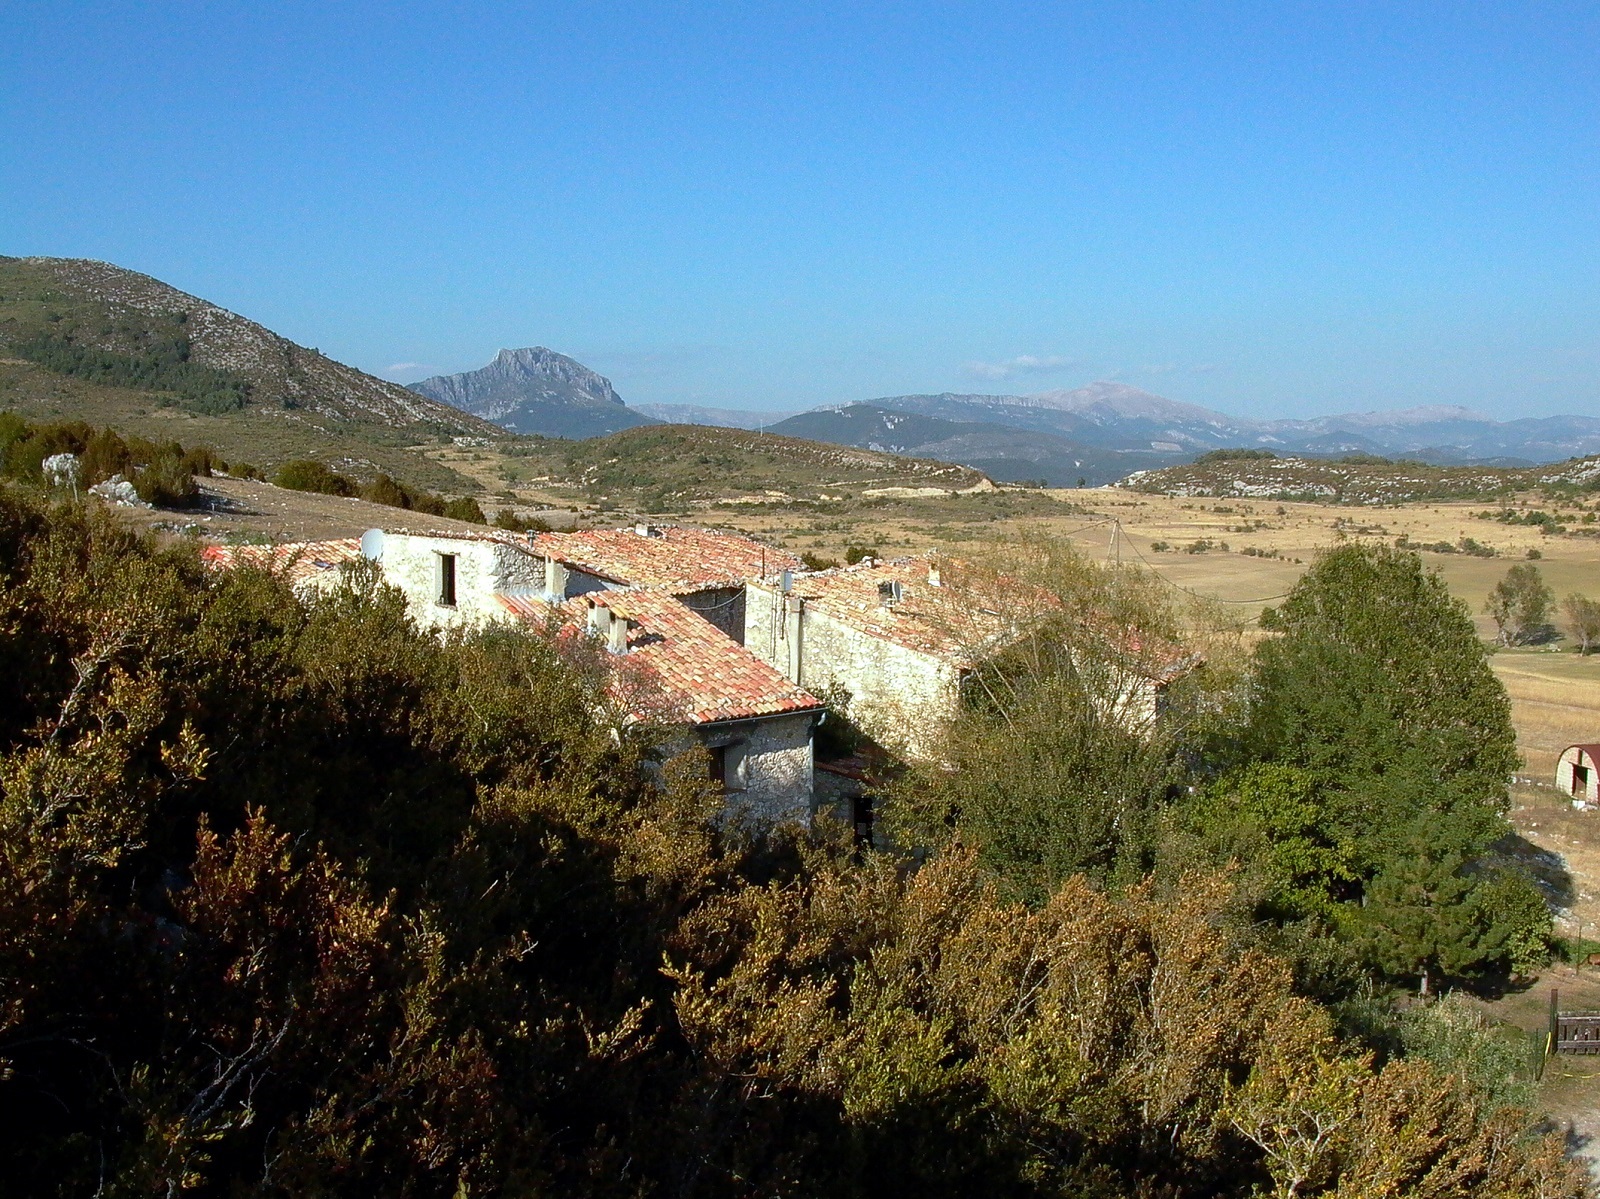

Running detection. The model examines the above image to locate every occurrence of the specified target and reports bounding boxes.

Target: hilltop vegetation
[0,256,501,494]
[1126,450,1600,505]
[497,422,991,510]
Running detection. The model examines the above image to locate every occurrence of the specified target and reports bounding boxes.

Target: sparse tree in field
[1561,592,1600,654]
[1484,563,1555,645]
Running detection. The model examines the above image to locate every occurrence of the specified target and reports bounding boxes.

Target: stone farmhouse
[744,556,1196,761]
[204,528,1193,832]
[204,524,823,825]
[497,586,821,824]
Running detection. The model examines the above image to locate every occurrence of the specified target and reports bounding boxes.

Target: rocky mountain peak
[409,347,649,439]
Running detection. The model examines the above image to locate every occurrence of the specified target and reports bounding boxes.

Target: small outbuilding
[1556,744,1600,807]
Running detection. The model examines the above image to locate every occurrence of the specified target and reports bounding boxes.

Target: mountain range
[850,385,1600,466]
[632,402,799,430]
[418,348,1600,484]
[9,256,1598,489]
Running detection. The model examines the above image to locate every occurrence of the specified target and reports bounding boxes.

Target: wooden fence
[1548,989,1600,1056]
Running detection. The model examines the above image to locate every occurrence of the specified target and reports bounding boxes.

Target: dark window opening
[437,553,458,607]
[852,792,875,849]
[1575,763,1590,796]
[709,742,747,792]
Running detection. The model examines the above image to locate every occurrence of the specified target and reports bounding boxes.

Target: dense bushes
[0,490,1581,1196]
[275,460,488,523]
[0,413,215,508]
[273,457,355,495]
[890,541,1547,999]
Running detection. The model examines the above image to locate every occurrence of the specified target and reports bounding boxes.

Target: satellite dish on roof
[360,528,385,561]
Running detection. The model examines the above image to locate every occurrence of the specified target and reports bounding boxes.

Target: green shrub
[493,508,551,533]
[132,454,200,508]
[443,496,486,524]
[1194,447,1278,463]
[1398,993,1536,1113]
[274,459,354,496]
[360,472,410,508]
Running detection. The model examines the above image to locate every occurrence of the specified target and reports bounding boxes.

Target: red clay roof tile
[530,525,802,592]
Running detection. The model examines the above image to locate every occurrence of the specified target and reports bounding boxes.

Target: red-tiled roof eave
[495,588,822,725]
[201,537,365,587]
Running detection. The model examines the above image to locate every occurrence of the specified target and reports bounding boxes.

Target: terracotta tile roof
[497,588,823,725]
[777,555,1195,680]
[530,525,802,592]
[201,538,364,589]
[774,556,1021,665]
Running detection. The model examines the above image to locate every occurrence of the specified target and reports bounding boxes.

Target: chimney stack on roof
[544,555,568,602]
[608,614,629,655]
[927,562,942,588]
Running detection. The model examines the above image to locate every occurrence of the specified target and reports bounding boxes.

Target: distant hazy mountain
[633,403,798,430]
[856,386,1600,466]
[409,348,655,439]
[768,403,1173,486]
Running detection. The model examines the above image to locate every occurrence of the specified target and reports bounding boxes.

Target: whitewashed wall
[744,582,960,759]
[370,531,541,631]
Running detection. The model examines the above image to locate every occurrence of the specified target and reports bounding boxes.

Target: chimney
[783,594,803,682]
[634,522,660,538]
[927,561,942,588]
[589,603,612,641]
[544,555,568,601]
[608,615,629,655]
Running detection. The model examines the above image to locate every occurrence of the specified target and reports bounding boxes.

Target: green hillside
[0,256,506,492]
[497,422,993,510]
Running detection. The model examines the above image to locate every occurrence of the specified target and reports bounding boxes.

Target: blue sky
[4,2,1598,418]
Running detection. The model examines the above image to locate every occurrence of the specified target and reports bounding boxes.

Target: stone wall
[744,582,960,759]
[679,586,745,643]
[663,711,816,826]
[372,532,541,631]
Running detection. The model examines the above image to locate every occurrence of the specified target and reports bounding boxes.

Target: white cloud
[384,362,430,375]
[959,354,1078,381]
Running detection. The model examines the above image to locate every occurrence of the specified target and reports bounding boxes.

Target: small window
[852,792,875,849]
[709,742,748,792]
[436,553,458,607]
